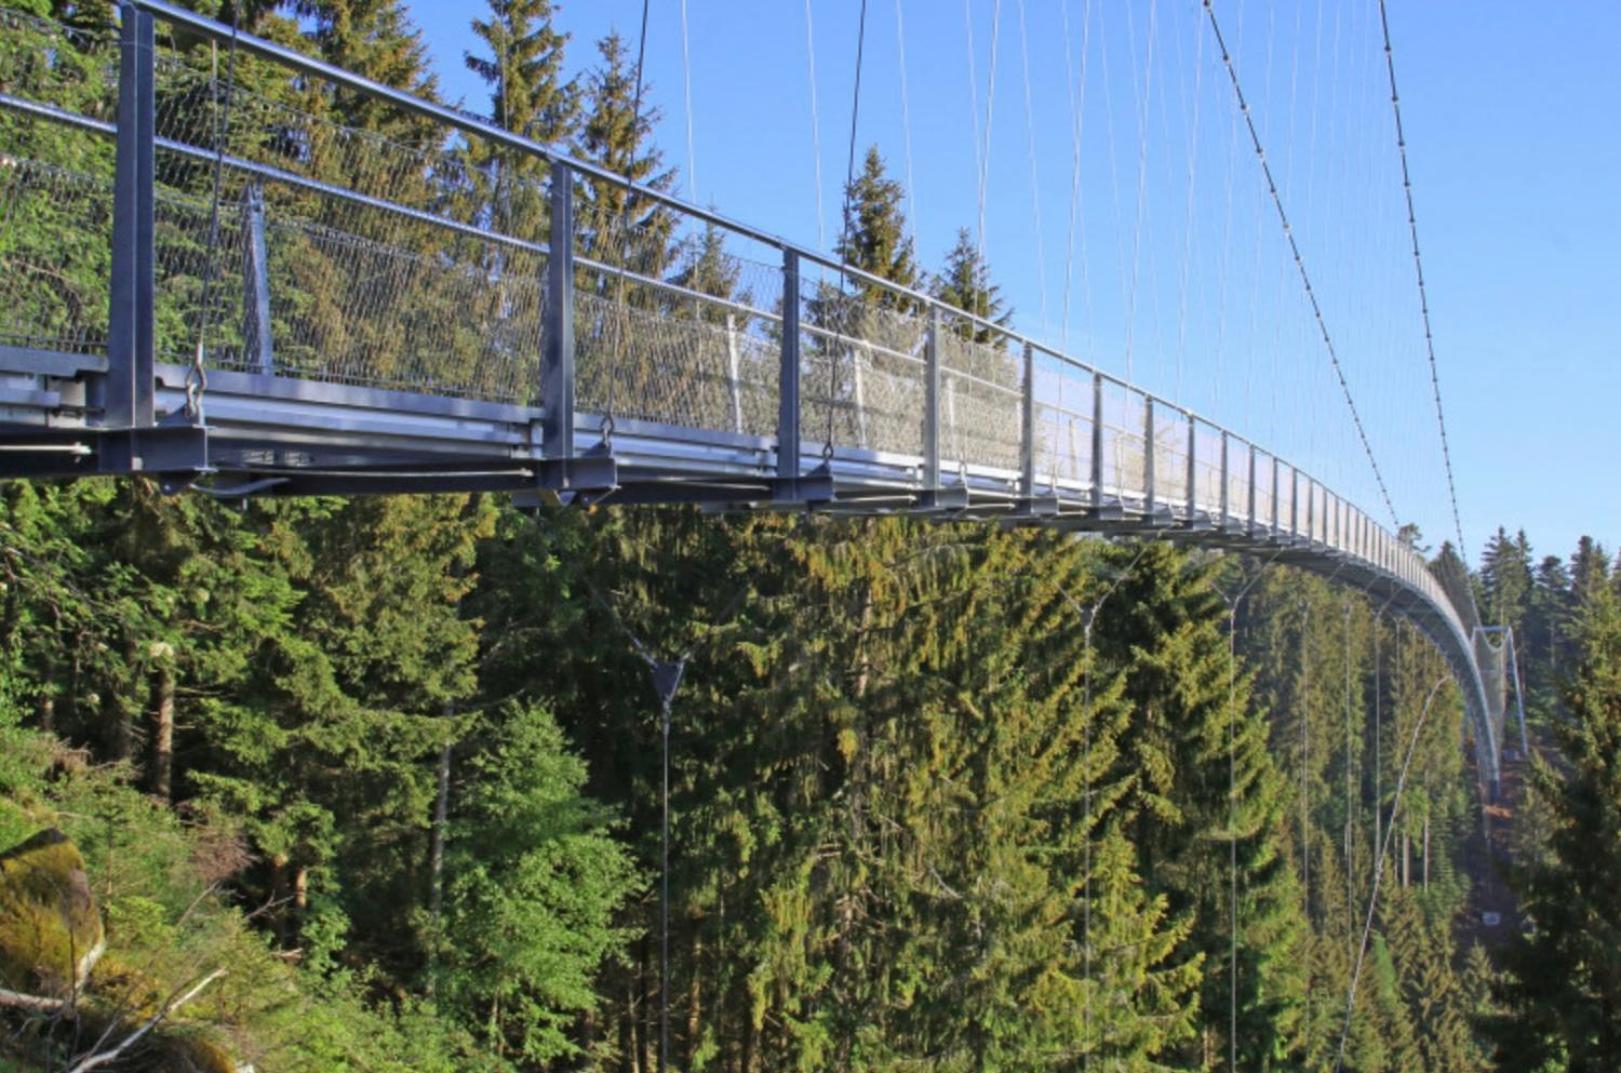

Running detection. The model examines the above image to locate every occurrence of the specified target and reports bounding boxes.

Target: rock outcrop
[0,828,104,997]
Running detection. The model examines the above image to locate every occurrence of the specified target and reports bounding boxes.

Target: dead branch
[63,967,226,1073]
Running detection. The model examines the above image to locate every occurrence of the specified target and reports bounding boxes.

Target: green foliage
[1495,585,1621,1072]
[433,701,639,1066]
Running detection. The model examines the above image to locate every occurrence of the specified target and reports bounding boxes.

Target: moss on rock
[0,828,104,996]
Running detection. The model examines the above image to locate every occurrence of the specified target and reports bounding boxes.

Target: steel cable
[1199,0,1400,530]
[1377,0,1468,563]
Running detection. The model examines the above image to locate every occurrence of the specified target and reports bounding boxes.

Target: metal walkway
[0,1,1508,787]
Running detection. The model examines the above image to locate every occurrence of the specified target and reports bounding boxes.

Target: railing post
[242,183,273,376]
[1219,432,1230,527]
[104,2,156,467]
[724,313,744,435]
[1307,480,1316,544]
[924,305,941,491]
[1271,457,1281,534]
[543,159,576,459]
[1247,446,1257,534]
[778,249,801,481]
[1289,467,1299,537]
[1090,372,1104,510]
[1185,415,1197,518]
[1020,342,1036,499]
[1143,398,1156,514]
[851,342,869,449]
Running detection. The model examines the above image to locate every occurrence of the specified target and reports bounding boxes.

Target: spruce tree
[932,226,1012,344]
[1496,585,1621,1072]
[572,30,677,277]
[1098,545,1310,1069]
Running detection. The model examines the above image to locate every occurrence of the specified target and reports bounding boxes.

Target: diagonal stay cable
[1376,0,1467,562]
[1197,0,1399,530]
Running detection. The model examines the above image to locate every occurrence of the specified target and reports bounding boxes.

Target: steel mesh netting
[1253,451,1276,528]
[1193,422,1225,515]
[574,207,782,437]
[1030,352,1093,491]
[144,33,554,402]
[788,266,928,458]
[1225,440,1253,523]
[1153,407,1190,510]
[0,12,119,356]
[0,155,114,356]
[936,312,1021,474]
[1098,379,1147,501]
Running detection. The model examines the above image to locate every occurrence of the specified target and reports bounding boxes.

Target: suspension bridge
[0,0,1516,795]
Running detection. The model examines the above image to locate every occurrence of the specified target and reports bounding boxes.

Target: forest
[2,1,1620,1071]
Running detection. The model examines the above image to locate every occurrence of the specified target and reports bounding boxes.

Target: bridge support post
[103,3,157,471]
[1306,478,1316,545]
[1272,458,1282,535]
[1091,372,1104,512]
[1219,431,1230,528]
[1186,414,1197,521]
[777,249,803,486]
[724,314,744,435]
[242,183,274,376]
[1247,444,1257,534]
[924,306,941,494]
[1143,398,1156,518]
[1289,467,1299,539]
[543,160,576,461]
[1020,343,1036,501]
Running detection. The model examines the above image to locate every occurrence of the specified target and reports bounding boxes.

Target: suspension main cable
[1376,0,1467,562]
[1198,0,1400,529]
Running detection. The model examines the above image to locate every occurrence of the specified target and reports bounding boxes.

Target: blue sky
[409,0,1618,568]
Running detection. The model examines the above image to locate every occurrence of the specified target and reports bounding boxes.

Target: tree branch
[63,967,226,1073]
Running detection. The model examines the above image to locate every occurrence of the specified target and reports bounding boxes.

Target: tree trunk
[148,653,175,802]
[1401,832,1410,888]
[429,740,452,926]
[1422,817,1430,889]
[618,974,635,1073]
[685,929,702,1071]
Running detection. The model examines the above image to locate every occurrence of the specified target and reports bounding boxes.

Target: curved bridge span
[0,2,1504,786]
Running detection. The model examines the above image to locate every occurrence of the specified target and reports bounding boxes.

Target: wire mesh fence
[0,2,1486,673]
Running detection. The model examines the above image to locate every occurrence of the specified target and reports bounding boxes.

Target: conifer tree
[932,226,1012,344]
[1098,545,1310,1069]
[834,146,919,309]
[463,0,576,238]
[1495,585,1621,1072]
[572,31,677,277]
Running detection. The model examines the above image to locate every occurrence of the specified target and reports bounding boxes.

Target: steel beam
[542,159,575,459]
[103,4,157,472]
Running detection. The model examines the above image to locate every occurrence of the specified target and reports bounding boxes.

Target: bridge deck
[0,0,1506,788]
